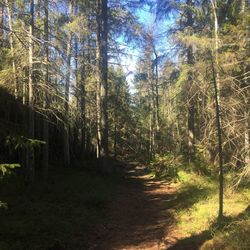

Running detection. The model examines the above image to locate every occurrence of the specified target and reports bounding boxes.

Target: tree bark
[241,0,249,167]
[101,0,109,158]
[210,0,224,223]
[63,0,73,167]
[244,108,249,166]
[96,0,109,160]
[241,0,246,13]
[42,0,49,179]
[80,48,86,157]
[5,0,18,98]
[74,26,79,157]
[186,0,195,163]
[27,0,35,183]
[96,33,101,158]
[0,4,4,47]
[153,48,160,132]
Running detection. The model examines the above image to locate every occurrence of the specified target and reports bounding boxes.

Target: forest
[0,0,249,249]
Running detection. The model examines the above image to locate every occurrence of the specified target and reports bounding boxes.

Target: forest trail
[87,163,179,250]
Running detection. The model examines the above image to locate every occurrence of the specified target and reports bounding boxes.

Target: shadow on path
[84,163,249,250]
[86,163,178,250]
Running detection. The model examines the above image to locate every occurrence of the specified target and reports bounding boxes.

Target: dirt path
[87,163,179,250]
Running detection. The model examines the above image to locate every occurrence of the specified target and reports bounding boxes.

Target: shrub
[150,153,184,181]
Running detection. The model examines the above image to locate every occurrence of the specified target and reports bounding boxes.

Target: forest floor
[1,162,249,250]
[84,163,207,250]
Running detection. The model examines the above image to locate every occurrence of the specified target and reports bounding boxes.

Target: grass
[201,218,250,250]
[143,153,250,249]
[0,167,120,250]
[169,169,250,249]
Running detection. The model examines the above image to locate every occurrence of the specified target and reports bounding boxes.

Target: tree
[96,0,109,160]
[26,0,35,182]
[4,0,17,98]
[42,0,49,178]
[63,0,73,168]
[156,0,197,162]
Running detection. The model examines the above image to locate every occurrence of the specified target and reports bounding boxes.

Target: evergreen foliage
[0,0,249,248]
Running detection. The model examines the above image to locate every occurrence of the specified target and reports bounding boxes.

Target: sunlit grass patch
[201,219,250,250]
[173,170,250,238]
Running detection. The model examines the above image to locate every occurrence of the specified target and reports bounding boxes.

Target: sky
[118,6,174,93]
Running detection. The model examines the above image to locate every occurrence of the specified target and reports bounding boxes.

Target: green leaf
[0,163,21,175]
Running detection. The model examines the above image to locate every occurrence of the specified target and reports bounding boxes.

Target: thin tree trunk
[0,4,4,47]
[74,31,79,156]
[241,0,246,13]
[80,34,88,157]
[42,0,49,179]
[63,0,73,167]
[148,78,153,160]
[96,33,101,158]
[210,0,223,223]
[188,97,195,162]
[153,49,160,131]
[150,80,155,158]
[23,69,27,104]
[96,0,109,160]
[186,0,195,163]
[244,108,249,166]
[27,0,35,183]
[211,51,224,223]
[241,0,249,166]
[149,111,152,160]
[114,118,117,159]
[113,80,120,159]
[5,0,18,98]
[102,0,109,158]
[80,60,86,157]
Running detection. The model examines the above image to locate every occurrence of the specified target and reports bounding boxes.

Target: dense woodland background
[0,0,249,249]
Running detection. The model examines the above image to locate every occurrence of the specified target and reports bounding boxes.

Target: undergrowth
[149,153,183,181]
[201,218,250,250]
[0,167,120,250]
[172,170,250,249]
[149,152,250,249]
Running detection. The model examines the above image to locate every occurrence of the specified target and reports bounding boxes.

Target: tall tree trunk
[42,0,49,179]
[0,4,4,47]
[37,0,40,18]
[114,120,117,159]
[241,0,249,166]
[74,29,79,156]
[210,0,224,223]
[153,49,160,132]
[113,81,120,159]
[101,0,109,158]
[27,0,35,183]
[241,0,246,13]
[80,43,86,157]
[96,0,109,160]
[186,0,195,163]
[149,111,153,160]
[150,70,156,158]
[63,0,73,167]
[5,0,18,98]
[147,75,154,160]
[244,107,249,166]
[96,35,101,158]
